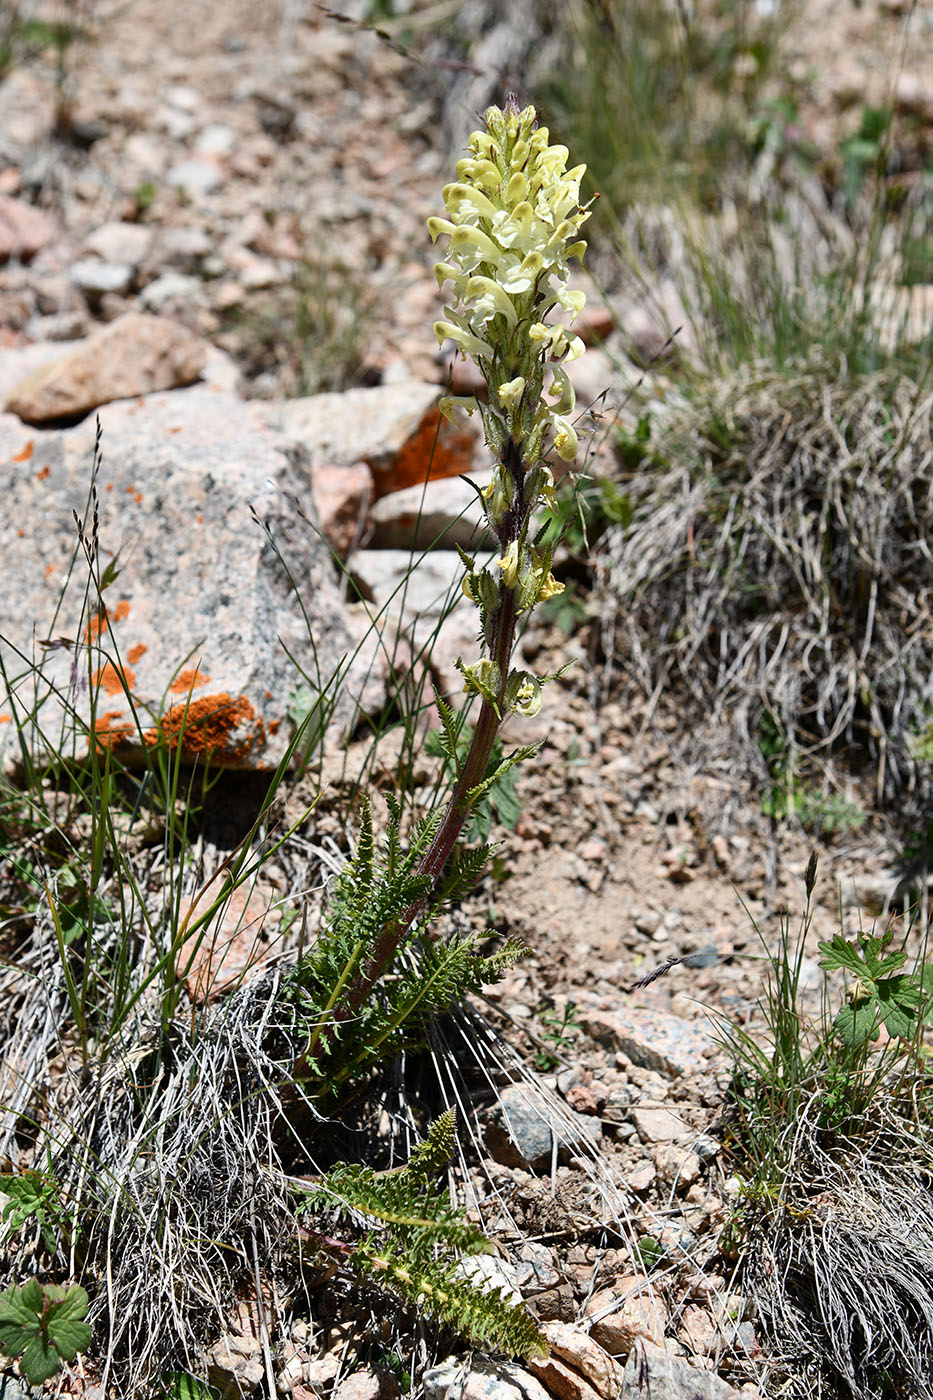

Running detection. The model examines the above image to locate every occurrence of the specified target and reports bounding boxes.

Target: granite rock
[273,381,480,497]
[586,1279,669,1355]
[82,221,155,268]
[4,313,208,424]
[0,359,375,772]
[575,995,714,1077]
[533,1322,625,1399]
[423,1356,551,1400]
[0,195,59,264]
[367,473,492,551]
[485,1081,601,1172]
[620,1340,747,1400]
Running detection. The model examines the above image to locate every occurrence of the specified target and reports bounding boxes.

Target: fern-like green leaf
[434,694,464,775]
[407,1108,457,1178]
[466,744,540,805]
[355,795,375,885]
[360,1251,548,1360]
[438,843,499,904]
[296,1114,548,1361]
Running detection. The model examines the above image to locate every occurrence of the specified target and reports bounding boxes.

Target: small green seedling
[635,1235,665,1271]
[534,999,581,1070]
[818,927,927,1047]
[0,1279,90,1385]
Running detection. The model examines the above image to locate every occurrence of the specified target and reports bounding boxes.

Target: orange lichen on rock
[170,667,211,694]
[372,404,476,499]
[127,643,147,664]
[36,464,50,480]
[149,692,265,762]
[93,663,135,697]
[85,598,131,642]
[94,710,134,747]
[13,442,33,462]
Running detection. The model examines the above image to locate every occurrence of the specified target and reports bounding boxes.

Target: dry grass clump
[0,883,627,1393]
[0,879,316,1392]
[738,1104,933,1400]
[601,366,933,809]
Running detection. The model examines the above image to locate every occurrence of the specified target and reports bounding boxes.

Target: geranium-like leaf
[42,1284,90,1360]
[819,934,870,979]
[0,1281,39,1354]
[875,974,923,1040]
[19,1333,63,1385]
[819,931,907,985]
[834,1000,879,1047]
[0,1280,90,1386]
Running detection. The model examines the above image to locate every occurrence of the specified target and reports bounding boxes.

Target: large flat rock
[575,995,715,1078]
[620,1341,748,1399]
[3,313,208,424]
[0,365,374,771]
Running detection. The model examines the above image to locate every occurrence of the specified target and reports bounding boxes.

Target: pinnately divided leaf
[297,1112,547,1360]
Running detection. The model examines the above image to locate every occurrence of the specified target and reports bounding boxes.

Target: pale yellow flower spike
[428,98,589,717]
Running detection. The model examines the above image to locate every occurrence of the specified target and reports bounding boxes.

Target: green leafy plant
[0,1279,90,1386]
[755,717,865,835]
[533,999,581,1071]
[719,855,933,1398]
[634,1234,666,1273]
[288,794,528,1096]
[537,0,785,214]
[718,851,933,1187]
[818,927,928,1048]
[0,1159,72,1253]
[297,1110,546,1359]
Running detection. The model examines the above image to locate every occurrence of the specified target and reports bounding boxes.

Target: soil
[0,1,930,1396]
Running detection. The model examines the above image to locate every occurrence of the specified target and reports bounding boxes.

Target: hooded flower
[430,99,588,716]
[428,99,590,466]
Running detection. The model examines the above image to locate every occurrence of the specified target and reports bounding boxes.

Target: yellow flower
[426,102,590,476]
[550,416,579,462]
[505,670,543,717]
[497,376,525,411]
[497,540,521,589]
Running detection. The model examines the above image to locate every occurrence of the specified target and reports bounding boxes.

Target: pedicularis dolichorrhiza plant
[292,97,591,1066]
[281,97,593,1360]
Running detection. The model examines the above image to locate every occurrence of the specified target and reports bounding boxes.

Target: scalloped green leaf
[875,974,923,1040]
[834,1000,879,1047]
[0,1280,90,1385]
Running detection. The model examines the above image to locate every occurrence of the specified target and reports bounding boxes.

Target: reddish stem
[325,436,529,1029]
